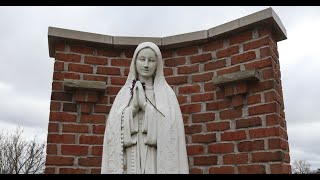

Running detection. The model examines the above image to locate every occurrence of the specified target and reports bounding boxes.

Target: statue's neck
[138,75,154,87]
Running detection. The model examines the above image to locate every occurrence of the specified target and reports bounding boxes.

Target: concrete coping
[213,70,262,86]
[48,7,287,57]
[63,79,106,92]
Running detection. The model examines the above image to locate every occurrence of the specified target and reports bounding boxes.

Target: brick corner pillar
[45,7,290,174]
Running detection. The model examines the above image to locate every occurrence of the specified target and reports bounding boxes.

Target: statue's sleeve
[123,106,138,147]
[142,104,157,146]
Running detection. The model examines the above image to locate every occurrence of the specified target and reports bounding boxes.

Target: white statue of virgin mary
[101,42,189,174]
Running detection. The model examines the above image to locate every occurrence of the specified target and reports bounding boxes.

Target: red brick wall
[45,27,291,174]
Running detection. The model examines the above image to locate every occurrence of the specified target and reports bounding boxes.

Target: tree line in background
[0,127,46,174]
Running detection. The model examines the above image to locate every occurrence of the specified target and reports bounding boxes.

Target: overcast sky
[0,6,319,171]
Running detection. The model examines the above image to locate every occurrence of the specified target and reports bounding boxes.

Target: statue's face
[136,48,157,78]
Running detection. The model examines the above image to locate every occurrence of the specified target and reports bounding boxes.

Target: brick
[224,85,234,97]
[236,82,248,94]
[176,46,198,56]
[202,40,224,52]
[244,57,273,70]
[49,112,76,122]
[166,76,187,85]
[93,125,105,134]
[223,153,248,164]
[192,72,213,83]
[48,122,59,133]
[192,133,216,143]
[55,42,65,51]
[194,155,217,165]
[81,103,92,114]
[250,80,275,93]
[178,65,199,74]
[124,49,134,58]
[238,165,266,174]
[252,151,284,162]
[106,86,121,95]
[46,144,57,155]
[217,65,240,76]
[55,53,81,62]
[63,124,89,133]
[206,100,230,111]
[266,114,282,126]
[190,168,203,174]
[231,51,256,65]
[83,75,107,82]
[264,91,282,104]
[216,46,239,59]
[80,114,106,124]
[84,56,108,65]
[111,58,131,67]
[268,138,289,151]
[51,92,73,101]
[204,82,216,92]
[52,81,63,91]
[248,102,279,116]
[94,105,111,114]
[161,50,173,58]
[92,146,103,156]
[229,31,252,45]
[204,59,226,71]
[47,134,75,144]
[259,28,272,37]
[187,145,205,155]
[86,91,101,103]
[61,145,89,155]
[236,117,262,129]
[232,95,243,107]
[80,135,104,145]
[50,101,61,111]
[221,130,247,141]
[219,108,242,120]
[53,72,80,81]
[180,104,201,114]
[54,61,64,71]
[91,168,102,174]
[111,77,127,85]
[70,45,94,55]
[190,53,212,63]
[97,49,121,57]
[243,37,270,51]
[249,127,280,138]
[73,90,86,102]
[44,168,55,174]
[262,68,275,80]
[208,143,234,154]
[68,63,93,73]
[59,168,86,174]
[191,93,214,102]
[207,121,230,131]
[98,96,108,104]
[164,68,173,76]
[63,102,77,112]
[177,95,187,105]
[164,57,186,67]
[184,124,202,134]
[260,47,271,58]
[78,157,101,167]
[97,67,121,75]
[270,163,291,174]
[237,140,264,152]
[109,96,116,104]
[46,156,74,166]
[209,166,234,174]
[216,90,225,100]
[247,94,261,105]
[179,84,200,94]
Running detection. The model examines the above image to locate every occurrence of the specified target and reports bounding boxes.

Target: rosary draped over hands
[130,79,165,117]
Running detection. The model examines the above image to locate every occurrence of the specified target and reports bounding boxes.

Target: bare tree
[292,160,311,174]
[0,127,46,174]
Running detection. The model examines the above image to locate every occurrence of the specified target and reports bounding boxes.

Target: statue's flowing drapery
[101,42,189,174]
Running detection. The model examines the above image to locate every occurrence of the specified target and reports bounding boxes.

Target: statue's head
[135,47,158,79]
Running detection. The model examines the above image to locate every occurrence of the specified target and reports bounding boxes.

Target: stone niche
[45,7,291,174]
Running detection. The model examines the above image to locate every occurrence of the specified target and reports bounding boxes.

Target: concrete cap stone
[48,7,287,58]
[63,79,106,92]
[213,70,262,86]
